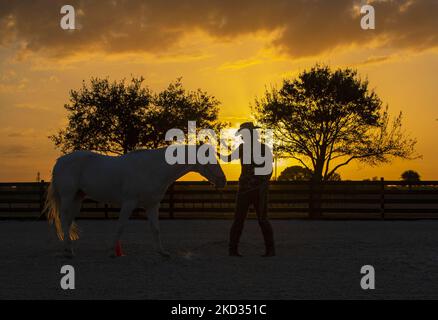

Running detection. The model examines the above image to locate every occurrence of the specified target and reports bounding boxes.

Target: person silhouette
[219,122,275,257]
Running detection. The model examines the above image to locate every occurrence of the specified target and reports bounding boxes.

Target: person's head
[235,122,260,143]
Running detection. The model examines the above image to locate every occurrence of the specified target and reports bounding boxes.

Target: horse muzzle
[215,177,227,189]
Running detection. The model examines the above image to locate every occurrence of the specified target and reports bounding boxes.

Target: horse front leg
[110,200,137,257]
[148,204,169,257]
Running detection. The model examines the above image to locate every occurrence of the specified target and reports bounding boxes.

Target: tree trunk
[309,159,324,219]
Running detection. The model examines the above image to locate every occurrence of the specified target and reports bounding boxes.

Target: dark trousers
[229,183,274,250]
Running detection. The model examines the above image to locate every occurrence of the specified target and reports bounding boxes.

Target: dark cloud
[7,132,23,138]
[0,0,437,58]
[359,55,393,65]
[0,144,30,157]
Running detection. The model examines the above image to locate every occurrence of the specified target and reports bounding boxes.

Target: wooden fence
[1,180,438,219]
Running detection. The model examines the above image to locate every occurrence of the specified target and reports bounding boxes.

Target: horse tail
[44,177,79,241]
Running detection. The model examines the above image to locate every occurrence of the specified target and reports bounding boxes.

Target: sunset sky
[0,0,437,181]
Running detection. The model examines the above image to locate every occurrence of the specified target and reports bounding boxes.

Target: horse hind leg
[148,204,169,257]
[59,196,74,257]
[59,195,81,258]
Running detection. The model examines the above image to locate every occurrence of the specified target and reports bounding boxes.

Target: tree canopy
[254,64,418,182]
[401,170,421,182]
[278,165,341,181]
[50,77,223,154]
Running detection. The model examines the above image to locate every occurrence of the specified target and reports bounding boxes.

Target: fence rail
[1,180,438,219]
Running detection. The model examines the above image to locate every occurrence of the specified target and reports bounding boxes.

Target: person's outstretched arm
[217,145,241,162]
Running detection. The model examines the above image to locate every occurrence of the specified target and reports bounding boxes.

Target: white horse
[45,144,226,258]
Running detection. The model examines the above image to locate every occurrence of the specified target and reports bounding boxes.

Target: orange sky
[0,0,437,181]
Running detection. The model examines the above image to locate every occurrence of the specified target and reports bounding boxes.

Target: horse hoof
[109,251,126,258]
[63,250,74,259]
[56,252,73,258]
[159,251,171,257]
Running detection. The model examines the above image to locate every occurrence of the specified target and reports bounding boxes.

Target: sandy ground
[1,219,438,299]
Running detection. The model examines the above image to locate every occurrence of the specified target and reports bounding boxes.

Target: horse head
[195,144,227,189]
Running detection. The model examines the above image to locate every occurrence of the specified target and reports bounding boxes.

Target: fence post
[308,180,323,219]
[39,180,45,220]
[380,177,385,220]
[308,181,313,219]
[169,183,174,219]
[104,203,109,219]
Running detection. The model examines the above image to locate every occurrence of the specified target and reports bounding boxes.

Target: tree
[278,165,341,181]
[254,64,418,182]
[147,78,224,148]
[401,170,420,182]
[50,77,222,154]
[363,176,380,181]
[328,172,341,181]
[278,165,312,181]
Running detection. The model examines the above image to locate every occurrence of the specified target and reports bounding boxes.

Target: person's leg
[229,189,250,256]
[254,184,275,256]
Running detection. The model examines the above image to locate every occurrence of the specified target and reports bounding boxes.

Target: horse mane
[128,147,167,154]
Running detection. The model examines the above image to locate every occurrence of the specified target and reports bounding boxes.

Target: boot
[229,246,242,257]
[262,246,275,257]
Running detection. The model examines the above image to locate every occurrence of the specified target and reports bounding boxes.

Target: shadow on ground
[1,219,437,299]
